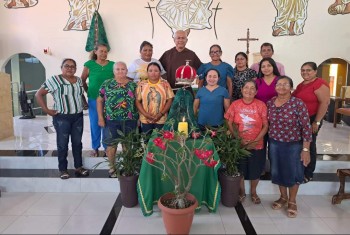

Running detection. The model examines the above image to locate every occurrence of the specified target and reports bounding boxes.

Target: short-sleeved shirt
[267,96,312,143]
[41,75,84,114]
[224,99,267,149]
[159,47,202,88]
[255,76,279,103]
[292,78,329,117]
[99,79,138,121]
[84,60,115,99]
[250,61,285,76]
[127,58,166,82]
[197,62,234,88]
[136,79,174,124]
[231,68,257,101]
[195,86,229,126]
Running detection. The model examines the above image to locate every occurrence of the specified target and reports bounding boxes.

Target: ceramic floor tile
[24,192,87,216]
[0,192,44,215]
[73,192,118,216]
[58,215,107,234]
[112,215,166,234]
[121,205,151,217]
[249,217,281,234]
[190,214,226,234]
[300,195,350,218]
[0,216,18,233]
[271,217,335,234]
[321,217,350,234]
[2,215,70,234]
[220,212,245,234]
[240,196,270,218]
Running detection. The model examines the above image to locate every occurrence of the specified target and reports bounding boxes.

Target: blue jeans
[269,139,304,187]
[53,113,83,171]
[88,99,106,150]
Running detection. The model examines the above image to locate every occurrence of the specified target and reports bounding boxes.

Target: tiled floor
[1,192,350,234]
[0,115,350,234]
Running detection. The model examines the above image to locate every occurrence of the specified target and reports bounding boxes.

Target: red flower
[203,158,217,168]
[153,137,166,150]
[191,132,201,139]
[163,131,175,140]
[146,152,155,164]
[194,149,213,160]
[210,130,217,138]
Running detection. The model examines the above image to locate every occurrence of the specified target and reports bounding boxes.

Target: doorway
[3,53,46,116]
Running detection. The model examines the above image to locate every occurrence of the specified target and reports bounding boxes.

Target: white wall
[0,0,349,85]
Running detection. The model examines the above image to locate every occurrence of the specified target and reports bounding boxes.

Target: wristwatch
[315,121,321,126]
[302,148,309,152]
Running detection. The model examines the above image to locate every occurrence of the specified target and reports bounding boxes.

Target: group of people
[35,29,330,218]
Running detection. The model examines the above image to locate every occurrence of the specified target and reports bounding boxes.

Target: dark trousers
[141,123,164,142]
[53,113,83,171]
[304,115,322,178]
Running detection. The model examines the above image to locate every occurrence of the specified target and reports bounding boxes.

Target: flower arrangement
[144,129,219,209]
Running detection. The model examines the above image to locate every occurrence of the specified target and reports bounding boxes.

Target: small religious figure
[272,0,309,37]
[63,0,99,31]
[4,0,37,8]
[328,0,350,15]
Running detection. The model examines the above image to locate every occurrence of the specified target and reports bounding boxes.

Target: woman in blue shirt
[194,69,230,131]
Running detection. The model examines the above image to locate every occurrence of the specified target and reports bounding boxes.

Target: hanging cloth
[85,11,110,52]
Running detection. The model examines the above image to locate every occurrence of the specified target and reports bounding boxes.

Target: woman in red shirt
[292,62,330,183]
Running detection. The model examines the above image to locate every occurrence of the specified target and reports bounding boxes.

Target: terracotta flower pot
[158,192,198,234]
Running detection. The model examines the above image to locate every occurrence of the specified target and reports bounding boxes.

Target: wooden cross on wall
[237,28,259,55]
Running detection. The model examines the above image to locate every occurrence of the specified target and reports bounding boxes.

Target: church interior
[1,0,350,234]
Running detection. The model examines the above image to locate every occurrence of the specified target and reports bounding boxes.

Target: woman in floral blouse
[97,61,139,178]
[231,52,257,101]
[267,76,312,218]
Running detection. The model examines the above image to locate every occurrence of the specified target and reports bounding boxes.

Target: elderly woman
[97,62,139,178]
[231,52,257,101]
[197,44,234,99]
[81,43,115,157]
[194,68,230,131]
[267,76,312,218]
[135,62,174,138]
[35,58,89,179]
[292,62,330,183]
[224,80,268,204]
[127,41,166,82]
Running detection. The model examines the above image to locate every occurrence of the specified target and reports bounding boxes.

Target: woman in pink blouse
[267,76,312,218]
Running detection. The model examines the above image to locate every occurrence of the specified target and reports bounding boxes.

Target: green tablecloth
[137,136,221,216]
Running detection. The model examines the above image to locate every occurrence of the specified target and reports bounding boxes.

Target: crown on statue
[175,60,198,85]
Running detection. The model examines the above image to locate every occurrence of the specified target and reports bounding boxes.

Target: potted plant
[93,129,145,208]
[210,125,250,207]
[143,128,218,234]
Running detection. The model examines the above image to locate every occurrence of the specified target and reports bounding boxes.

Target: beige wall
[0,0,349,86]
[0,72,14,139]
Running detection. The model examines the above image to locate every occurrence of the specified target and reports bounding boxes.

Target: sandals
[251,195,261,204]
[109,169,117,178]
[287,202,298,218]
[75,167,89,177]
[272,197,288,210]
[303,176,313,184]
[60,171,70,180]
[239,194,246,203]
[90,149,99,157]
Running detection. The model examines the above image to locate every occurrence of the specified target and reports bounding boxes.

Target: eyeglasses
[276,83,291,88]
[301,69,313,72]
[210,50,221,55]
[63,64,76,69]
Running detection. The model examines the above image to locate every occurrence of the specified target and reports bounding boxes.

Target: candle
[178,117,188,137]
